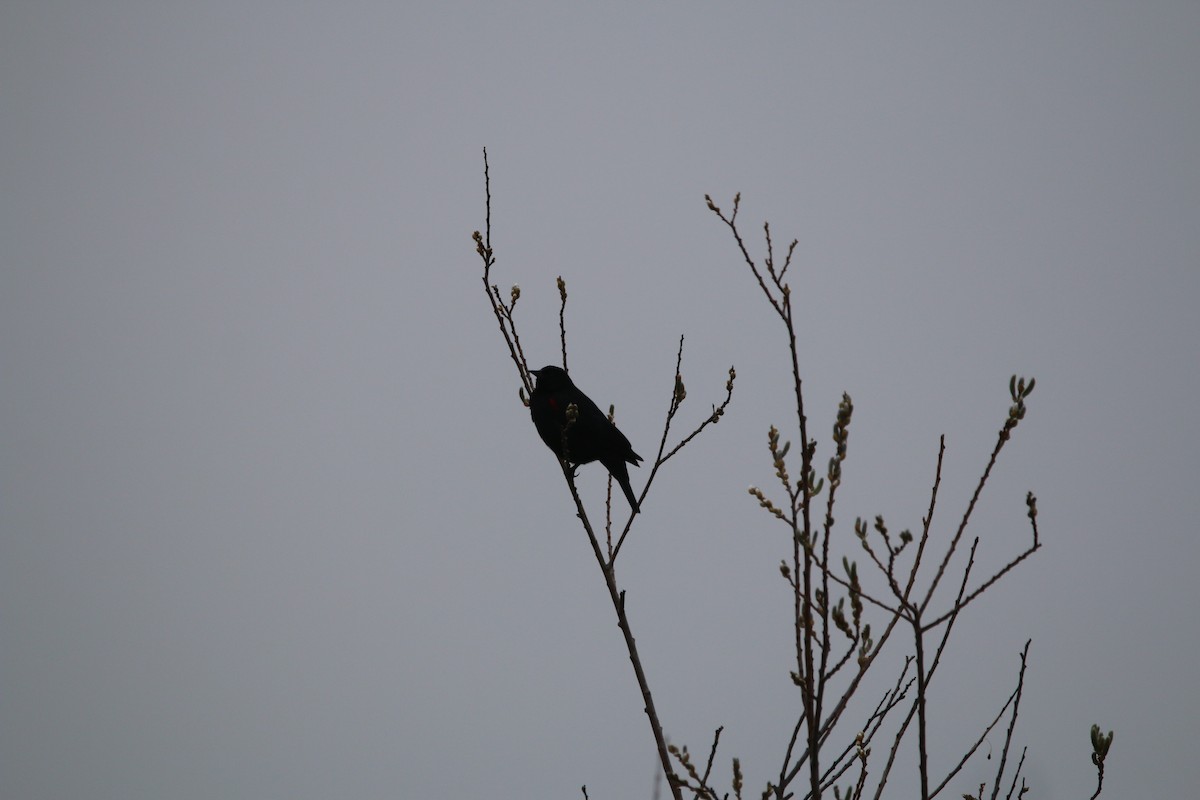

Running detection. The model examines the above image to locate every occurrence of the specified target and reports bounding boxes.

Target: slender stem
[786,299,820,800]
[987,642,1031,800]
[565,469,682,800]
[1090,760,1105,800]
[912,614,930,800]
[609,579,679,800]
[921,429,1008,614]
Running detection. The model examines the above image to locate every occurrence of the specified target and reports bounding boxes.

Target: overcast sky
[2,3,1197,798]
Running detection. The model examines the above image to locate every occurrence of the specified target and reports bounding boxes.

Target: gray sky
[2,3,1197,798]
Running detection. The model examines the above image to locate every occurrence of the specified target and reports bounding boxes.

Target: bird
[528,365,643,513]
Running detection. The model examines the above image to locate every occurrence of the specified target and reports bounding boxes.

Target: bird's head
[530,365,571,390]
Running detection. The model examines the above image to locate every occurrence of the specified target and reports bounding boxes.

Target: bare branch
[925,642,1028,798]
[986,642,1031,800]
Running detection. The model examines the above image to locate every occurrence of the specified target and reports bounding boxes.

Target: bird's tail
[606,459,640,514]
[619,475,640,514]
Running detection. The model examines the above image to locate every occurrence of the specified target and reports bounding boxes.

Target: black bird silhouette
[528,365,643,513]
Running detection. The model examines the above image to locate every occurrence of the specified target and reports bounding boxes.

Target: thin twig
[558,275,569,372]
[921,426,1011,615]
[923,541,1040,631]
[1004,747,1027,800]
[612,343,734,562]
[701,727,724,788]
[562,465,683,800]
[904,436,945,603]
[987,642,1030,800]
